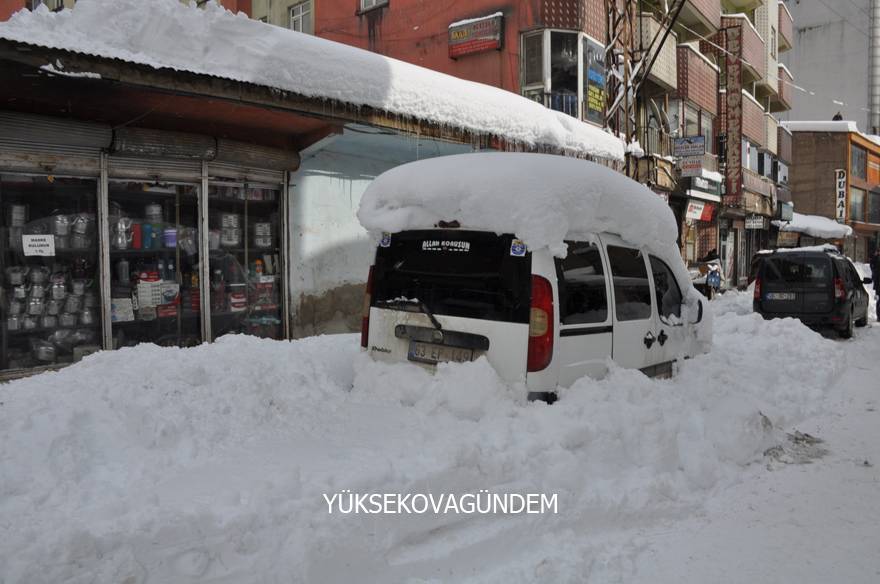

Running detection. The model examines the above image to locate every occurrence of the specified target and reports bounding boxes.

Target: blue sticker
[379,232,392,247]
[510,239,526,257]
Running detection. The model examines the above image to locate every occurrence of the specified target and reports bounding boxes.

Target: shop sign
[777,231,800,247]
[745,215,768,230]
[685,200,716,221]
[583,37,606,126]
[776,201,794,222]
[724,25,743,205]
[835,168,847,223]
[22,234,55,257]
[674,136,706,158]
[679,156,703,178]
[448,13,503,59]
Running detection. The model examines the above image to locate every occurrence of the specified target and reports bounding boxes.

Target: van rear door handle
[658,330,668,346]
[643,331,656,349]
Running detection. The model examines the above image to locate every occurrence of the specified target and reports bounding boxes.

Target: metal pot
[41,314,57,329]
[27,296,44,316]
[33,342,56,362]
[5,266,27,286]
[29,267,49,285]
[59,312,77,327]
[13,285,28,300]
[64,294,82,313]
[6,314,21,331]
[79,307,96,326]
[46,299,62,316]
[71,279,87,296]
[7,299,23,316]
[22,315,39,330]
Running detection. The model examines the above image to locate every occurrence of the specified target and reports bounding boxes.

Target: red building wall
[315,1,539,94]
[0,0,26,21]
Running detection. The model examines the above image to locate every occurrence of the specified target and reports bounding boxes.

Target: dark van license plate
[766,292,796,301]
[408,341,475,365]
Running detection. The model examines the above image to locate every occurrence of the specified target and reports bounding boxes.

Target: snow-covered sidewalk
[0,291,877,583]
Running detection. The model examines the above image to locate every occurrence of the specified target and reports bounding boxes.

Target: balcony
[677,0,722,39]
[637,13,678,91]
[676,44,719,115]
[769,63,793,112]
[778,0,793,52]
[743,90,765,147]
[765,113,778,155]
[777,124,792,163]
[722,14,766,82]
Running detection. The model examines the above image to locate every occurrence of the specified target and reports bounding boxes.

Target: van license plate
[408,341,474,365]
[766,292,796,300]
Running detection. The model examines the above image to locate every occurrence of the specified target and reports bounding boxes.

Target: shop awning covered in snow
[0,0,624,161]
[771,212,853,239]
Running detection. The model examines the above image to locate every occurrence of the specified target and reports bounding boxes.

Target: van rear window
[372,230,531,323]
[762,255,831,284]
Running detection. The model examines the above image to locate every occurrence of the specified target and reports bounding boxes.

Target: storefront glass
[208,182,284,340]
[108,181,202,348]
[1,175,102,372]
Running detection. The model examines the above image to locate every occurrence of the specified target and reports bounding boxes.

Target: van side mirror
[864,277,873,285]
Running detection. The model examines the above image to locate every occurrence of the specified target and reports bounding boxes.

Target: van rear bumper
[754,305,849,329]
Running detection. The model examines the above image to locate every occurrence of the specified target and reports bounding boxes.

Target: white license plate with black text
[766,292,796,300]
[408,341,475,365]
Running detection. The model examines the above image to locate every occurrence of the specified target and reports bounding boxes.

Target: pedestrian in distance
[871,249,880,317]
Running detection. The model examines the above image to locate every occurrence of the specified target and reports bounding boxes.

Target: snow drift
[772,212,853,239]
[0,0,624,160]
[0,299,843,582]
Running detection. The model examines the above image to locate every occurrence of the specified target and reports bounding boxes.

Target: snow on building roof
[771,212,853,239]
[781,120,860,133]
[447,12,503,28]
[0,0,624,161]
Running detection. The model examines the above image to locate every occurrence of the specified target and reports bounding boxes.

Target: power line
[815,0,870,38]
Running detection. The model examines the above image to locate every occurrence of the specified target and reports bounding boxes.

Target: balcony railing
[778,1,794,52]
[676,44,719,115]
[722,14,766,82]
[637,13,678,91]
[765,113,778,155]
[643,126,674,158]
[743,90,765,147]
[776,64,793,111]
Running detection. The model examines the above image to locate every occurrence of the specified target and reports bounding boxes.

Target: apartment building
[785,121,880,262]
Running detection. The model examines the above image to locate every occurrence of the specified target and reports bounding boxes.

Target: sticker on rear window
[379,232,392,247]
[510,239,527,257]
[422,240,471,252]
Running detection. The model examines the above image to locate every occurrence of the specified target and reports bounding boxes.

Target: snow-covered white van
[357,153,711,398]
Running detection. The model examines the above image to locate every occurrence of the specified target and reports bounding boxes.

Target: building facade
[786,121,880,261]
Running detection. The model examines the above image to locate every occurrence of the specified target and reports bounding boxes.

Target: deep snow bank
[0,305,842,582]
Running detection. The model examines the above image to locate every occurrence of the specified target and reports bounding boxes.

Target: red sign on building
[448,14,503,59]
[723,25,743,207]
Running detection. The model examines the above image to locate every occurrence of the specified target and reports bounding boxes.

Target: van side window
[649,255,682,321]
[607,246,652,321]
[555,241,608,324]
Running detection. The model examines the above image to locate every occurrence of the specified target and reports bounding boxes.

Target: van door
[648,254,686,372]
[603,238,658,370]
[554,239,613,386]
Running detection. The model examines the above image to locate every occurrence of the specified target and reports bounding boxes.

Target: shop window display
[1,175,101,373]
[108,181,202,348]
[208,182,283,340]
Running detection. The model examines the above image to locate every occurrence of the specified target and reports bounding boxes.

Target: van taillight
[833,277,846,301]
[361,266,374,348]
[753,277,762,301]
[527,275,554,372]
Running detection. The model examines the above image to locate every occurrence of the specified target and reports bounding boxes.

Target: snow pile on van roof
[772,212,853,239]
[0,0,624,161]
[359,153,677,258]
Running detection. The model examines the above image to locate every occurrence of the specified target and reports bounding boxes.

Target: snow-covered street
[1,292,878,583]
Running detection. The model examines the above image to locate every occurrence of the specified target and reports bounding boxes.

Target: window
[700,111,714,154]
[28,0,65,9]
[360,0,388,12]
[851,187,866,222]
[684,104,699,139]
[556,241,608,325]
[868,189,880,224]
[522,33,544,88]
[607,246,652,321]
[549,32,579,117]
[650,256,682,322]
[289,1,313,34]
[770,27,777,60]
[851,145,868,180]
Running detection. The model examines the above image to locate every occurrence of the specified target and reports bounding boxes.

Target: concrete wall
[287,126,474,337]
[780,0,870,128]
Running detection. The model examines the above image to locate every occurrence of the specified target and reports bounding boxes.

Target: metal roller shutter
[0,112,110,176]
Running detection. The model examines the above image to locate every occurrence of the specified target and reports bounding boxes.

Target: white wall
[287,126,473,335]
[780,0,870,127]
